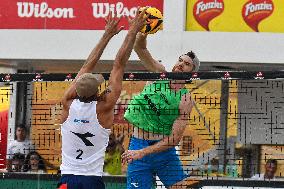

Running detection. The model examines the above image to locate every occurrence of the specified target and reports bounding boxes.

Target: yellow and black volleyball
[139,7,163,34]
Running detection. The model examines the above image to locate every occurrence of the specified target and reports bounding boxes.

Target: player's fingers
[113,9,117,18]
[127,16,133,25]
[127,157,133,163]
[145,19,152,25]
[121,152,127,159]
[107,13,111,22]
[104,17,108,24]
[139,7,147,18]
[136,6,141,17]
[116,26,124,34]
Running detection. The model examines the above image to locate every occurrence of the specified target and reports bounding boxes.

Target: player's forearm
[83,33,113,70]
[109,31,137,88]
[114,31,137,66]
[134,34,152,67]
[142,120,187,156]
[142,136,180,156]
[134,34,165,72]
[136,49,164,72]
[134,33,147,50]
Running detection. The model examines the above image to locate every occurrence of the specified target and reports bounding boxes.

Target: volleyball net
[0,72,284,189]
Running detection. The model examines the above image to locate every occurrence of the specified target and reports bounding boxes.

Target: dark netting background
[0,72,284,188]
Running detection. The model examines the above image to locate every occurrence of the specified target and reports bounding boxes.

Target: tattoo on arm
[98,88,112,101]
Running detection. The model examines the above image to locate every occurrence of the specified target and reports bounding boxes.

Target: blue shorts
[58,174,105,189]
[127,137,188,189]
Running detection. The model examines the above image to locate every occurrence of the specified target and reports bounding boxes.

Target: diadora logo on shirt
[73,119,90,123]
[130,182,139,188]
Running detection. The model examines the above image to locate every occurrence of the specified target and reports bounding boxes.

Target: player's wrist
[139,149,147,157]
[137,32,147,39]
[135,35,147,48]
[102,32,114,40]
[128,27,140,36]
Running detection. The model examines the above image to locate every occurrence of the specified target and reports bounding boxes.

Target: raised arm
[134,32,165,72]
[122,93,193,163]
[60,15,123,123]
[102,8,149,110]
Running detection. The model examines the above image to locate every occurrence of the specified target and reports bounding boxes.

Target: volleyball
[139,6,163,34]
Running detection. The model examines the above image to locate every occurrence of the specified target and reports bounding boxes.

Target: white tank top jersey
[60,99,111,176]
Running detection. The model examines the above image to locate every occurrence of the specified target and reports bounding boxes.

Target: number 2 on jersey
[76,149,83,160]
[71,131,96,160]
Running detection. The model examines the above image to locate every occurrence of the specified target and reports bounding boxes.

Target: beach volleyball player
[58,9,149,189]
[121,8,200,189]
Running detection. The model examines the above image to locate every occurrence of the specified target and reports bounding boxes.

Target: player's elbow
[167,135,182,147]
[61,97,68,108]
[172,137,182,146]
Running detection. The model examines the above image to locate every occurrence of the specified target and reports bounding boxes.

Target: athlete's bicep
[179,93,193,115]
[60,106,69,124]
[60,99,73,124]
[169,97,192,145]
[170,116,188,146]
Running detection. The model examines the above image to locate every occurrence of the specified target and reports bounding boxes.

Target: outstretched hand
[121,149,145,164]
[104,12,124,37]
[128,7,151,34]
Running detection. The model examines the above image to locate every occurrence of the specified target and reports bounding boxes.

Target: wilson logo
[193,0,224,31]
[242,0,274,32]
[92,2,137,18]
[17,2,75,18]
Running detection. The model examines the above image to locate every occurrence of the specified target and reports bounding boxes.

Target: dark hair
[22,151,46,172]
[15,124,27,131]
[10,153,25,172]
[12,153,25,161]
[266,159,277,166]
[185,51,196,60]
[15,124,28,140]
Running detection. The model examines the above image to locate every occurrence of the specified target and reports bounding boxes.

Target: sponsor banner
[0,110,8,169]
[0,0,163,30]
[0,87,10,169]
[186,0,284,32]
